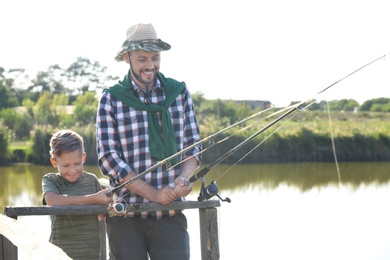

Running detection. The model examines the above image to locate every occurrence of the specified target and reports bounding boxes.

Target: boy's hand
[98,213,106,221]
[96,189,113,204]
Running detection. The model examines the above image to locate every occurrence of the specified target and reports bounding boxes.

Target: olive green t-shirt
[42,171,103,260]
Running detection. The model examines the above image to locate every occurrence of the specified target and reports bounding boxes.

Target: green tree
[361,98,390,111]
[0,108,32,140]
[370,102,390,112]
[34,92,59,126]
[192,91,206,109]
[329,99,359,111]
[382,102,390,112]
[237,102,254,120]
[0,80,19,109]
[28,65,66,95]
[28,127,52,165]
[73,91,98,126]
[14,112,33,139]
[306,100,324,111]
[0,126,8,164]
[63,57,117,95]
[198,99,238,125]
[22,98,35,123]
[0,108,18,130]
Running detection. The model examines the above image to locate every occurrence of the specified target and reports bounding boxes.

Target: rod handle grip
[189,167,210,183]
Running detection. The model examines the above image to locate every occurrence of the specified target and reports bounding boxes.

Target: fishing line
[110,106,301,204]
[201,54,387,186]
[189,102,307,183]
[110,105,305,207]
[106,106,290,196]
[316,55,386,96]
[213,109,300,182]
[166,125,254,171]
[107,53,387,206]
[112,106,294,203]
[326,101,341,184]
[110,101,313,209]
[205,99,317,182]
[111,125,254,202]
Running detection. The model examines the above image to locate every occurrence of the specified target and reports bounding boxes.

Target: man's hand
[152,186,178,205]
[174,176,193,197]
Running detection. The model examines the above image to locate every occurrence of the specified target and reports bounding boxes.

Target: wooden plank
[199,208,220,260]
[4,200,221,217]
[0,214,71,260]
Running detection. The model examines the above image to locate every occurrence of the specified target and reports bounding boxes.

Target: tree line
[1,57,390,165]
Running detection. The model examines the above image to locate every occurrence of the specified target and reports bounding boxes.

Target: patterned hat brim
[115,39,171,62]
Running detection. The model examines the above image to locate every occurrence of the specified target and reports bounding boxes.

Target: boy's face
[50,150,86,183]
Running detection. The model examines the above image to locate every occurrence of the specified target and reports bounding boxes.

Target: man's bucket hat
[115,23,171,62]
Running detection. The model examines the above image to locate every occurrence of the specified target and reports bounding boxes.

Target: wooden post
[0,216,18,260]
[1,234,18,260]
[99,218,107,260]
[199,207,220,260]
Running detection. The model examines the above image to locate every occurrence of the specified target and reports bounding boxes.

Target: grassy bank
[200,110,390,164]
[6,110,390,165]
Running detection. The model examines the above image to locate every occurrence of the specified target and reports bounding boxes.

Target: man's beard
[132,68,157,88]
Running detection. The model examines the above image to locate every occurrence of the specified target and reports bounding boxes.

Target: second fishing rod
[107,54,386,199]
[191,53,387,202]
[191,100,312,202]
[105,105,283,197]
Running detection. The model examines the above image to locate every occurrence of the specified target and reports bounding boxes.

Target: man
[96,23,201,260]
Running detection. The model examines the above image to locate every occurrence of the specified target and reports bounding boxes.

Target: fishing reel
[112,201,127,214]
[108,200,141,217]
[108,200,129,217]
[197,177,231,203]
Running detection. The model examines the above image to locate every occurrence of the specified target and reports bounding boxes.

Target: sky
[1,0,390,107]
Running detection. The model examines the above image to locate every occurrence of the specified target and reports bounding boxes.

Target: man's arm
[174,156,198,197]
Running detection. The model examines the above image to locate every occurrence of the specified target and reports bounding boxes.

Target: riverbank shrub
[26,125,98,165]
[0,127,8,164]
[4,110,390,165]
[201,129,390,164]
[200,110,390,164]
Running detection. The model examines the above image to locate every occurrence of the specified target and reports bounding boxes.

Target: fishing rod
[191,100,308,202]
[106,106,289,197]
[192,54,387,202]
[107,54,386,199]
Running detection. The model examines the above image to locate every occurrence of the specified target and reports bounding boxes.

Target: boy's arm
[44,189,112,206]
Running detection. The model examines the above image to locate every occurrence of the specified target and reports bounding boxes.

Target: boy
[42,130,112,260]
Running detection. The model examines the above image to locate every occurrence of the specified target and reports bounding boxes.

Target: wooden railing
[1,200,221,260]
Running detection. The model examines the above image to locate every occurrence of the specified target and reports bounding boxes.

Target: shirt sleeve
[182,88,202,164]
[42,173,61,205]
[96,92,134,186]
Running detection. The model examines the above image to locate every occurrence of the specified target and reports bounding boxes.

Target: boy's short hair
[49,130,85,158]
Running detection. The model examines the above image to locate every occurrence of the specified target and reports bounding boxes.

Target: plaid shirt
[96,77,201,219]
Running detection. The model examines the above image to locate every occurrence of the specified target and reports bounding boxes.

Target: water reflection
[200,162,390,192]
[1,162,390,210]
[1,162,390,260]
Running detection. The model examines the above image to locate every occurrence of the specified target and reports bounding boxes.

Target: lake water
[1,162,390,260]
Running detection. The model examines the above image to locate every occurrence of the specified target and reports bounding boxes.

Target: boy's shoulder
[43,172,98,184]
[81,171,99,180]
[42,172,61,181]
